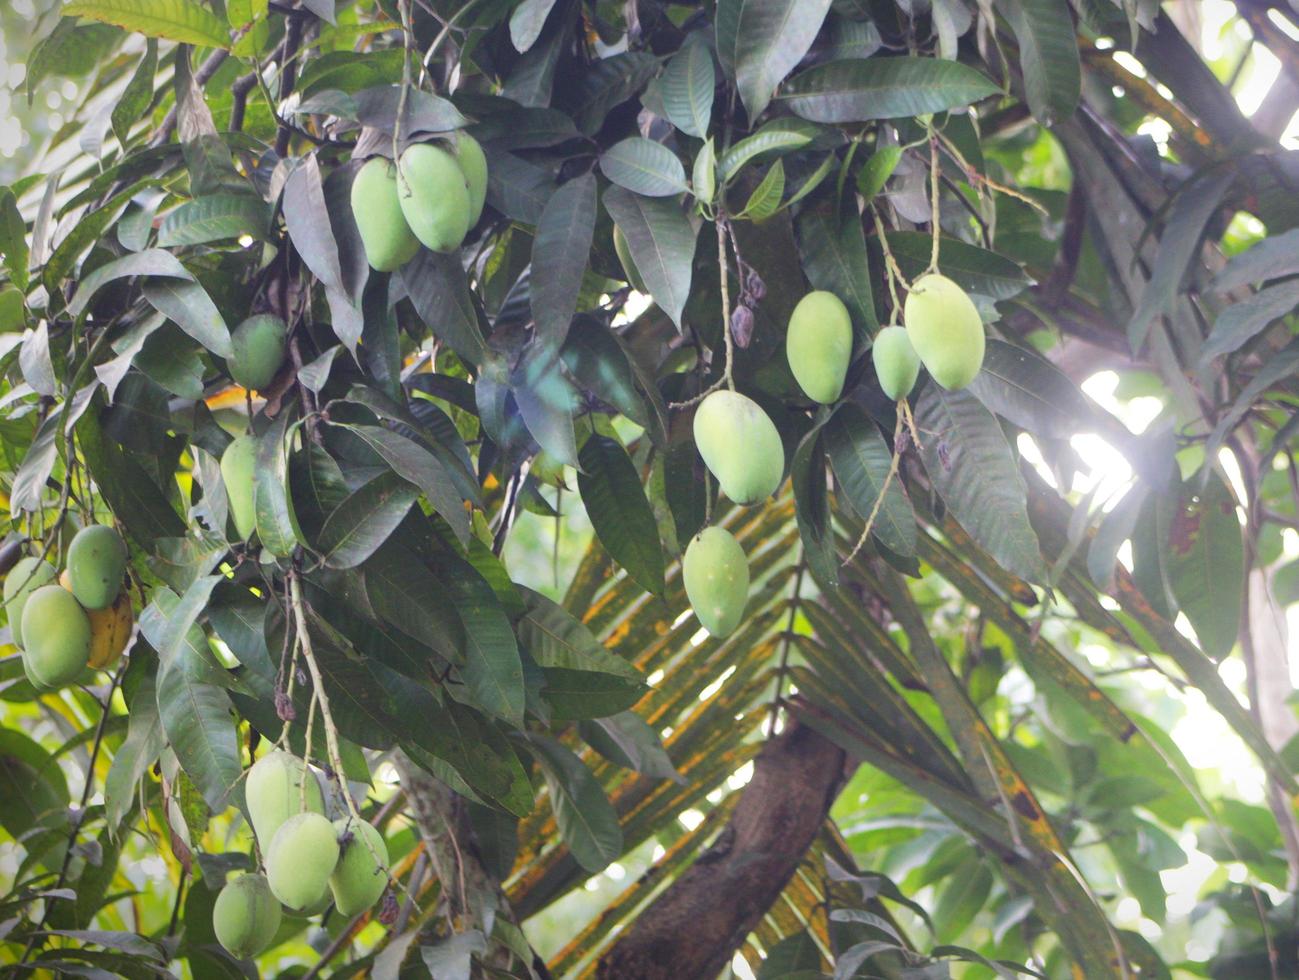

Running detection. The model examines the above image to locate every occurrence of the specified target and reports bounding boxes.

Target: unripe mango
[21,585,91,687]
[213,873,282,960]
[396,144,471,253]
[872,325,921,400]
[612,224,648,294]
[266,812,341,912]
[787,291,852,403]
[682,527,749,638]
[4,556,57,648]
[229,315,288,392]
[454,132,488,227]
[329,819,390,916]
[66,524,126,611]
[903,273,985,391]
[221,435,259,541]
[245,749,325,847]
[351,157,421,272]
[693,390,784,505]
[59,570,131,668]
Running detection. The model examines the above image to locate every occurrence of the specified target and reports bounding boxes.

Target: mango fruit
[329,819,390,916]
[351,157,421,272]
[682,527,749,638]
[4,556,57,647]
[66,524,126,611]
[21,585,91,687]
[213,873,282,959]
[904,273,985,391]
[787,291,852,403]
[396,143,471,253]
[693,390,784,505]
[613,224,648,294]
[245,749,325,846]
[872,325,921,400]
[22,653,54,693]
[88,590,134,669]
[221,435,259,541]
[266,811,341,912]
[454,132,488,227]
[229,315,288,392]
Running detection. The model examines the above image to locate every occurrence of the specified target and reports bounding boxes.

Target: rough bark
[595,720,847,980]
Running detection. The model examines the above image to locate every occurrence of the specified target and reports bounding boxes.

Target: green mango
[612,224,648,294]
[871,325,921,400]
[221,435,259,541]
[682,527,749,638]
[213,873,282,960]
[351,157,421,272]
[66,524,126,611]
[245,749,325,847]
[904,273,985,391]
[693,390,784,505]
[329,818,390,916]
[266,812,341,912]
[454,132,488,227]
[21,585,91,687]
[229,314,288,392]
[4,556,57,647]
[787,290,852,403]
[396,143,471,253]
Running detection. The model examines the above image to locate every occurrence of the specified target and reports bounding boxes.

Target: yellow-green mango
[4,556,57,647]
[612,224,648,294]
[787,291,852,403]
[682,527,749,638]
[904,273,985,391]
[351,157,421,272]
[396,143,471,253]
[21,585,91,687]
[66,524,126,611]
[693,390,784,505]
[245,749,325,847]
[871,325,921,400]
[22,653,54,693]
[213,873,282,959]
[329,819,390,916]
[229,315,288,392]
[266,811,341,911]
[221,435,259,541]
[454,132,488,227]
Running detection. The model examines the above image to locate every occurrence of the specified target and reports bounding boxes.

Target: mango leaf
[995,0,1080,126]
[253,414,302,558]
[524,734,623,872]
[510,0,558,52]
[579,712,681,781]
[1165,470,1243,660]
[316,470,418,569]
[824,404,915,557]
[966,339,1104,440]
[856,145,903,199]
[600,138,690,198]
[887,233,1031,300]
[603,186,697,330]
[660,36,716,138]
[1199,280,1299,364]
[401,249,486,366]
[719,118,823,179]
[532,173,597,351]
[142,278,232,358]
[914,385,1047,583]
[577,434,665,596]
[715,0,833,121]
[777,57,999,123]
[791,418,838,589]
[0,189,28,291]
[1211,227,1299,292]
[283,155,362,350]
[157,192,269,247]
[516,589,640,680]
[739,160,785,220]
[111,38,158,148]
[63,0,231,49]
[567,51,660,135]
[796,201,877,338]
[442,553,525,728]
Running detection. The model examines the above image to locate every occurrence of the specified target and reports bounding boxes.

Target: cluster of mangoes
[681,273,986,639]
[349,133,487,272]
[2,524,132,688]
[213,750,391,960]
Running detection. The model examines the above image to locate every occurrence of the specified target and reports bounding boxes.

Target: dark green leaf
[579,712,681,781]
[824,403,915,557]
[157,192,269,247]
[1199,280,1299,364]
[317,471,419,569]
[1211,227,1299,293]
[777,57,999,123]
[966,339,1105,439]
[443,553,525,728]
[111,38,157,148]
[0,190,29,291]
[996,0,1080,125]
[659,36,715,138]
[516,588,640,679]
[887,232,1032,300]
[600,138,690,198]
[142,278,232,358]
[532,173,597,351]
[1166,470,1243,660]
[791,417,837,588]
[253,413,302,557]
[577,434,665,595]
[715,0,833,121]
[796,201,877,339]
[603,186,697,330]
[401,249,487,366]
[525,734,623,872]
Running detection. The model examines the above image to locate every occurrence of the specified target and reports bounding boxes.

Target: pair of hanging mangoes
[683,272,985,639]
[212,750,392,960]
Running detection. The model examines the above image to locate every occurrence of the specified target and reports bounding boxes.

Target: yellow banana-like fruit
[60,571,133,669]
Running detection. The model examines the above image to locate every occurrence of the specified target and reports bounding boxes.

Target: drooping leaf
[796,201,877,338]
[995,0,1080,126]
[157,192,269,247]
[600,138,690,198]
[1211,227,1299,292]
[142,278,232,358]
[1199,280,1299,364]
[603,186,697,330]
[715,0,833,121]
[660,36,716,138]
[532,173,597,351]
[777,57,1000,123]
[1165,470,1243,660]
[791,418,838,588]
[525,734,623,872]
[824,404,915,558]
[316,470,419,569]
[401,249,487,366]
[577,434,666,596]
[442,553,525,729]
[887,233,1032,300]
[510,0,559,52]
[966,339,1106,440]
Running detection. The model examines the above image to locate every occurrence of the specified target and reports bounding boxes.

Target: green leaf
[777,57,1000,123]
[934,859,993,941]
[253,413,303,558]
[316,470,419,570]
[966,339,1105,440]
[603,186,697,330]
[824,404,915,557]
[111,38,157,148]
[104,668,163,829]
[856,145,903,199]
[0,729,68,839]
[68,248,192,316]
[791,418,838,589]
[1199,280,1299,364]
[996,0,1080,125]
[739,160,785,220]
[914,385,1047,583]
[715,0,833,121]
[719,118,823,179]
[568,52,661,135]
[887,232,1032,299]
[443,553,525,729]
[578,712,680,781]
[517,588,640,680]
[560,318,650,430]
[795,200,877,338]
[660,36,715,138]
[401,249,487,367]
[157,192,269,247]
[509,0,557,52]
[63,0,231,48]
[600,137,690,198]
[532,173,597,351]
[692,138,717,205]
[0,189,29,291]
[1165,470,1243,660]
[1211,227,1299,293]
[142,278,232,358]
[577,434,665,596]
[362,542,465,666]
[42,180,151,294]
[525,734,623,872]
